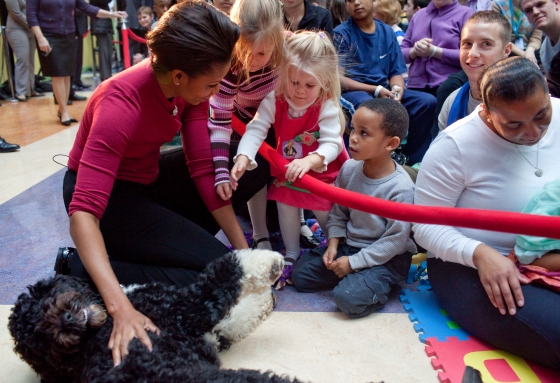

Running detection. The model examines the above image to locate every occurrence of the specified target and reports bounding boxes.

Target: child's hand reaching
[331,256,353,278]
[230,155,250,190]
[285,154,323,182]
[216,182,233,201]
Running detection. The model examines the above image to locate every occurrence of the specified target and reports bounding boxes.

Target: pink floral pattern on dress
[295,131,319,145]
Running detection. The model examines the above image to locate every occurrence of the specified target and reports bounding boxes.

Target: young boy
[291,99,417,319]
[437,11,512,131]
[334,0,435,166]
[152,0,173,29]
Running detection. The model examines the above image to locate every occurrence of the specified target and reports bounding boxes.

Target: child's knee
[333,275,389,318]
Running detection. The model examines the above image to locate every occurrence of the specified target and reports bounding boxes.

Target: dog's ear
[8,288,53,376]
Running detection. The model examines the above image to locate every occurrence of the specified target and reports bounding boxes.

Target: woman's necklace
[516,142,543,177]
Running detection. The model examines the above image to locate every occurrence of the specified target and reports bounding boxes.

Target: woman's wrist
[373,85,383,98]
[428,45,437,58]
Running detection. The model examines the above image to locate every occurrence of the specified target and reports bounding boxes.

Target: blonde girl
[372,0,405,45]
[208,0,284,250]
[231,31,349,275]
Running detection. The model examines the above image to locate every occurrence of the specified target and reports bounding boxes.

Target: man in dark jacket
[91,0,114,81]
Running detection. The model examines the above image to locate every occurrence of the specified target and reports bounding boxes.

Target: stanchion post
[121,18,130,69]
[0,25,18,102]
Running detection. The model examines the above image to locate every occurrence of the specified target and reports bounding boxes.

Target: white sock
[248,186,271,250]
[277,202,301,263]
[299,209,314,237]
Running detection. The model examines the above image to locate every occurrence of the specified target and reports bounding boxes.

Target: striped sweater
[209,65,279,186]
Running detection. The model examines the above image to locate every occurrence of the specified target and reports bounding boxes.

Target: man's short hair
[464,11,512,47]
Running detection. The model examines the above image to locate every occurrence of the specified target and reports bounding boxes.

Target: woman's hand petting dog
[108,304,160,367]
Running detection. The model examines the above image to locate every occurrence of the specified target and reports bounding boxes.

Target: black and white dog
[9,249,305,383]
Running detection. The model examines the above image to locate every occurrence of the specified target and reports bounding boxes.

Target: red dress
[267,97,349,211]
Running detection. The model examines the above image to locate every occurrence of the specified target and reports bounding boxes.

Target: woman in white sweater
[414,57,560,371]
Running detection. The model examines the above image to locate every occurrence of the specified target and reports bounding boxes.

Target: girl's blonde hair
[229,0,284,80]
[137,5,154,17]
[278,31,345,134]
[373,0,402,26]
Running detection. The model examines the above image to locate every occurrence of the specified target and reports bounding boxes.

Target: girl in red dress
[231,31,349,274]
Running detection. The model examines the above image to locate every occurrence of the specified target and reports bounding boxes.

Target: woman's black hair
[478,57,548,111]
[147,0,240,76]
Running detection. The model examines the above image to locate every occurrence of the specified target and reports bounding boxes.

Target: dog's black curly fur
[9,252,303,383]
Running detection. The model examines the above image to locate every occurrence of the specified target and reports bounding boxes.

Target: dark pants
[63,148,261,287]
[428,258,560,371]
[95,33,113,81]
[292,244,412,318]
[342,89,435,165]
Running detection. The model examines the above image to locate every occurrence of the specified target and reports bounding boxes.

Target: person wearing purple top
[26,0,126,125]
[401,0,474,96]
[459,0,492,12]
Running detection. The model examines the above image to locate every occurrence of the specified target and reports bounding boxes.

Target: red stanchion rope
[121,28,147,69]
[231,117,560,240]
[126,28,147,44]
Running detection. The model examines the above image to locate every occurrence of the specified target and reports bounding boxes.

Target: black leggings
[428,258,560,371]
[63,147,268,287]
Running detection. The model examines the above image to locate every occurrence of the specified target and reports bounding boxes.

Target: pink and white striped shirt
[208,65,279,186]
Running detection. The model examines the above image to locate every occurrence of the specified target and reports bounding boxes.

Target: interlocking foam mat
[400,281,560,383]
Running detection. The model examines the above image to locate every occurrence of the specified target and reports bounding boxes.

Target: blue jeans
[292,244,411,318]
[342,89,436,165]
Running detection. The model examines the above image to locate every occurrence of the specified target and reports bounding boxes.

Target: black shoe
[252,237,271,249]
[74,82,91,89]
[0,137,20,152]
[54,247,74,275]
[300,234,321,248]
[58,111,78,123]
[54,97,73,105]
[462,366,483,383]
[69,94,87,101]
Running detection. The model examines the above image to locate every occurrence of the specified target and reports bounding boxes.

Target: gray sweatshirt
[327,159,417,271]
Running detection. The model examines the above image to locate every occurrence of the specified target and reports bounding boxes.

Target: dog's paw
[234,249,284,294]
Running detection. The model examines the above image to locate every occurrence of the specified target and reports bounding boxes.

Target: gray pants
[292,244,411,318]
[6,27,36,97]
[95,33,113,81]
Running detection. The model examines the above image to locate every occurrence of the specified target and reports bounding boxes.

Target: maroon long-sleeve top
[68,61,229,219]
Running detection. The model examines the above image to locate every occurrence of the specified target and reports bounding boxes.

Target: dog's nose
[61,311,74,326]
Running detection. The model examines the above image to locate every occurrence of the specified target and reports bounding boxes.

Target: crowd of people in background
[1,0,559,375]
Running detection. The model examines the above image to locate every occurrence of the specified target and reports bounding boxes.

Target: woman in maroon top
[62,0,242,366]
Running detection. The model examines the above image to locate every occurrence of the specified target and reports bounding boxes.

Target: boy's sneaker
[54,247,74,275]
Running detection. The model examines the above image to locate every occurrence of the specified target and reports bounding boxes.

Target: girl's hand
[108,305,160,367]
[37,36,51,55]
[473,244,529,316]
[331,256,353,278]
[216,182,232,201]
[230,155,249,190]
[285,157,313,182]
